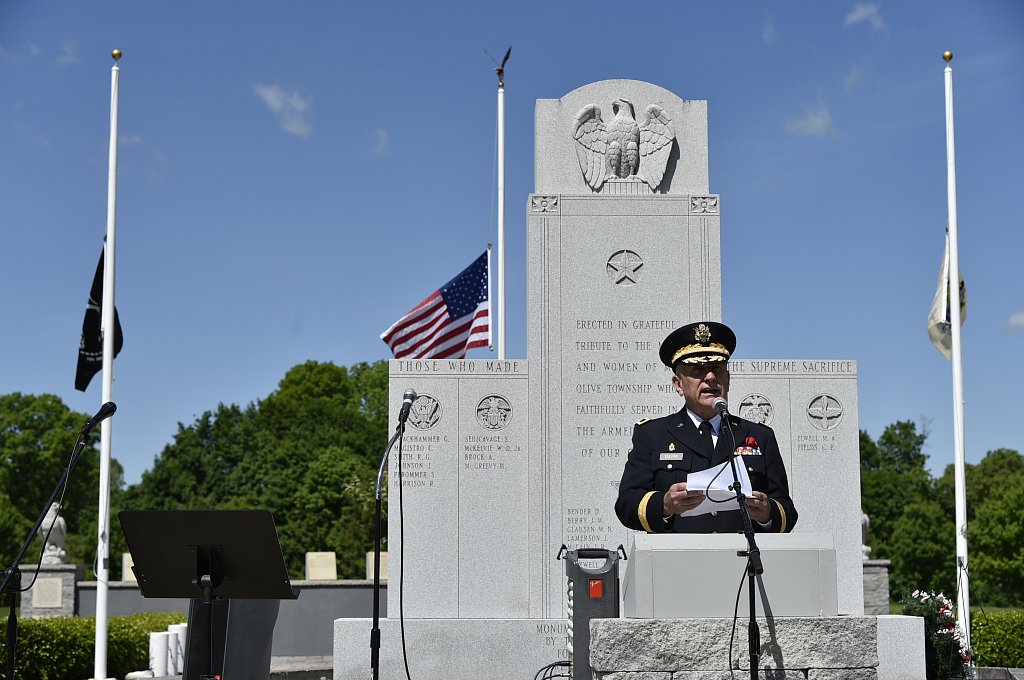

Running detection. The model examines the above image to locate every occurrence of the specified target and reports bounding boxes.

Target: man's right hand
[662,482,705,516]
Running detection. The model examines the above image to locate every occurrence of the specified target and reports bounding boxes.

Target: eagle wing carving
[637,105,675,191]
[572,105,607,191]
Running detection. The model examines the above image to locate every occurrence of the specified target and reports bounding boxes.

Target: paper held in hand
[681,460,753,517]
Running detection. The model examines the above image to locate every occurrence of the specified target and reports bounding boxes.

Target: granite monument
[335,79,869,679]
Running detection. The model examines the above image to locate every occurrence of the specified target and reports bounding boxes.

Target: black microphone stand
[719,413,763,680]
[370,420,406,680]
[0,419,100,680]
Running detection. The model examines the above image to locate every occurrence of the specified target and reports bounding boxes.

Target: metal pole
[93,49,121,680]
[497,76,506,359]
[943,50,970,642]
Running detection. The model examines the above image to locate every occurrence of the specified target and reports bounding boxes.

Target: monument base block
[334,618,569,680]
[590,615,924,680]
[18,563,83,618]
[623,533,838,618]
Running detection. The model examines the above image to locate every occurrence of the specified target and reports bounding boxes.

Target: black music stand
[119,510,299,680]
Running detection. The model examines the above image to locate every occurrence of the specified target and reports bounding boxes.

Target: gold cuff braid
[638,491,657,533]
[772,498,787,533]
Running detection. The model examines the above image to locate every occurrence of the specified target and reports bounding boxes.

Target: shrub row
[0,612,186,680]
[972,609,1024,668]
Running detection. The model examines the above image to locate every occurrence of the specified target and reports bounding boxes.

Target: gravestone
[306,552,338,580]
[364,550,388,580]
[122,551,137,582]
[335,79,863,678]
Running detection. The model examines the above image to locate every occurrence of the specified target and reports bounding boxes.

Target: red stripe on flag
[380,292,443,344]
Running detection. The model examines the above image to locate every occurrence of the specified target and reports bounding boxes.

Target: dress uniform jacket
[615,409,798,534]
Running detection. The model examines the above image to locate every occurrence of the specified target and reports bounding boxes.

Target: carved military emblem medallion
[806,394,844,431]
[607,250,643,286]
[476,394,512,430]
[408,394,442,430]
[738,394,774,426]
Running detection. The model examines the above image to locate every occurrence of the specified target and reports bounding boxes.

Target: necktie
[699,420,715,455]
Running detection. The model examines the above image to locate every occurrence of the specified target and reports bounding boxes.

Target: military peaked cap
[660,321,737,367]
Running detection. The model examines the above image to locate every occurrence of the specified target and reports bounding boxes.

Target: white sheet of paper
[681,459,753,517]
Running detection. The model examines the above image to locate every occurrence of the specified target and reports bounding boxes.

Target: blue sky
[1,1,1021,485]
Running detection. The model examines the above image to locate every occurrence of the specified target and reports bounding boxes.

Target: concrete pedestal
[18,563,83,618]
[334,618,568,679]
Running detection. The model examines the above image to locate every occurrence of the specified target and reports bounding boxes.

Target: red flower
[745,436,758,447]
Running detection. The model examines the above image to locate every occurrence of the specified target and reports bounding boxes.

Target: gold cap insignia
[695,323,712,343]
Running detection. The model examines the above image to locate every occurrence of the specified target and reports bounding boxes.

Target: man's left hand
[745,491,772,524]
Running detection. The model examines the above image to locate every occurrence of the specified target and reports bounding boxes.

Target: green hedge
[972,609,1024,668]
[0,612,186,680]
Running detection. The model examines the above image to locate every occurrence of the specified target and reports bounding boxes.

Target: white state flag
[927,230,966,359]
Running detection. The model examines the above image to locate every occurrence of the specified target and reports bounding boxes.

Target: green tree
[285,447,382,577]
[887,499,955,595]
[930,448,1024,606]
[970,473,1024,606]
[120,402,259,511]
[934,448,1024,522]
[0,393,123,568]
[0,489,33,566]
[860,421,931,559]
[119,360,389,579]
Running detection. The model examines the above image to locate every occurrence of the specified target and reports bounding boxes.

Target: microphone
[397,389,417,424]
[83,402,117,433]
[712,397,729,416]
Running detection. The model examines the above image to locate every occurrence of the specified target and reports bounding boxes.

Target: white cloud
[14,121,51,148]
[1,42,42,63]
[1008,311,1024,331]
[845,3,886,32]
[844,64,865,90]
[253,84,312,138]
[54,40,79,66]
[762,16,778,44]
[372,128,390,154]
[785,92,835,137]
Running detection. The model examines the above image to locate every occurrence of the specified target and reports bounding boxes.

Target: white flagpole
[487,243,493,350]
[93,48,121,680]
[943,50,970,644]
[496,66,506,360]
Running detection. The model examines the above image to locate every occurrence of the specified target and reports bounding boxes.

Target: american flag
[380,251,491,359]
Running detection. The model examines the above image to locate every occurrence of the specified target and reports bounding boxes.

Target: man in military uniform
[615,321,798,534]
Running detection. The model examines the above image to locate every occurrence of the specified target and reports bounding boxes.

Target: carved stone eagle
[572,98,675,192]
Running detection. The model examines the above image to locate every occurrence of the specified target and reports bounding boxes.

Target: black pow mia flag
[75,249,123,391]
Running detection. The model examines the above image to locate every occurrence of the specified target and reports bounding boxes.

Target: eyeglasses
[675,362,729,378]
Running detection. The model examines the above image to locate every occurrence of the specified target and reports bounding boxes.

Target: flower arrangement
[900,589,972,679]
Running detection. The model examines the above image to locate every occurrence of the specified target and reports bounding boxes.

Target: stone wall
[590,616,924,680]
[862,560,891,616]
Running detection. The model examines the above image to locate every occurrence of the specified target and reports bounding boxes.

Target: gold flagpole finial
[112,49,122,61]
[943,51,953,63]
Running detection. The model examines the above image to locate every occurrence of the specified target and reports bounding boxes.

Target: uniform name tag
[659,452,684,460]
